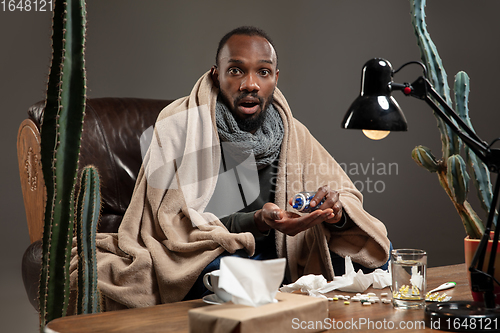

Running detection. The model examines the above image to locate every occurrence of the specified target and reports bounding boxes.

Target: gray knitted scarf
[215,99,284,169]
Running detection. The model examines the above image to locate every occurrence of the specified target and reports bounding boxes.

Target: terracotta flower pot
[464,233,500,305]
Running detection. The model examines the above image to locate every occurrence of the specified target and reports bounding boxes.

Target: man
[77,26,390,310]
[211,29,344,237]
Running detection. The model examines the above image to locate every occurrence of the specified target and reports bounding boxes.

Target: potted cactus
[38,0,101,330]
[410,0,499,304]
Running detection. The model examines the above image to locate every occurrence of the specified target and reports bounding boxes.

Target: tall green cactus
[410,0,495,239]
[39,0,87,329]
[76,165,102,314]
[454,72,496,223]
[410,0,460,161]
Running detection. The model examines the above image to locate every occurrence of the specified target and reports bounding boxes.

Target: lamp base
[425,301,500,332]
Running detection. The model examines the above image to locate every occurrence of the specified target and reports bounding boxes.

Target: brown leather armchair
[17,98,174,310]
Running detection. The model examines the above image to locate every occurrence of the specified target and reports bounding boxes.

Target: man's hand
[303,185,343,225]
[254,185,343,236]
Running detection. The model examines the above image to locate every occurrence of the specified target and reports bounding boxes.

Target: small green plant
[76,165,102,314]
[409,0,496,239]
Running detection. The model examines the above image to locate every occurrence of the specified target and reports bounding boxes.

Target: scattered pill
[363,302,372,306]
[344,301,350,305]
[332,297,338,301]
[380,292,388,297]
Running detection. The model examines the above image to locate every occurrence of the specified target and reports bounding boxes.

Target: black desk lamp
[342,58,500,331]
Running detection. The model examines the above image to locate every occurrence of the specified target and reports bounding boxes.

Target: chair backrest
[17,97,173,242]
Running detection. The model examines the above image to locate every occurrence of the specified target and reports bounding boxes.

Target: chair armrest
[17,118,46,243]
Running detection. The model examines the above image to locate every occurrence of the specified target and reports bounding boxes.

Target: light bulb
[362,129,390,140]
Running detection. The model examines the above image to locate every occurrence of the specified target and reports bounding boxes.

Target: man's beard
[220,91,274,132]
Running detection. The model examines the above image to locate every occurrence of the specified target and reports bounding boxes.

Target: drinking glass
[391,249,427,309]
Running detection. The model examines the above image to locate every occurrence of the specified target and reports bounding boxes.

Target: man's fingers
[319,190,339,210]
[266,211,309,236]
[266,209,282,221]
[310,186,329,207]
[332,201,342,214]
[288,209,325,232]
[323,201,343,223]
[266,198,343,235]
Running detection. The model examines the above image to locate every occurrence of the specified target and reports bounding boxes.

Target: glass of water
[391,249,427,309]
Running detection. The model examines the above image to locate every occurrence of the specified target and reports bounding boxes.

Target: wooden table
[46,263,473,332]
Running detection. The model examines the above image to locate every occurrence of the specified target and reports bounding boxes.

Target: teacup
[203,270,232,302]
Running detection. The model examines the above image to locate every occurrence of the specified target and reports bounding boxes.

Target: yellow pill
[332,297,338,301]
[344,301,350,305]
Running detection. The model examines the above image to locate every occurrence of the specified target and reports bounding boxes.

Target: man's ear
[210,65,220,88]
[275,69,279,86]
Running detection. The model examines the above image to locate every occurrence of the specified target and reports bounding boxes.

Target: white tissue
[280,274,328,293]
[372,268,392,289]
[219,257,286,307]
[280,256,391,296]
[410,265,423,290]
[319,257,374,293]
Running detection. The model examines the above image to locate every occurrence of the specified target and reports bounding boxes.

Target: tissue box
[188,292,328,333]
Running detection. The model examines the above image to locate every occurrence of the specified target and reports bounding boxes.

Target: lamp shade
[342,58,408,131]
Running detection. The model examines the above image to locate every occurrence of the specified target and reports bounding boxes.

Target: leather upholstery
[22,240,43,310]
[21,97,173,310]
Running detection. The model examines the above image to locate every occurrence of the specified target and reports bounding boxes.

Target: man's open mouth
[237,98,261,115]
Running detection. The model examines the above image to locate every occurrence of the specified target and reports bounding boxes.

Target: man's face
[212,35,279,133]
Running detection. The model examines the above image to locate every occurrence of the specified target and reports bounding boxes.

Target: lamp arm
[407,77,490,162]
[425,80,489,151]
[406,76,500,308]
[423,78,500,307]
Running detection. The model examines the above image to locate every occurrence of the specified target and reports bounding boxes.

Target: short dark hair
[215,26,278,67]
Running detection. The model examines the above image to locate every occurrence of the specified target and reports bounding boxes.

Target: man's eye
[228,68,241,75]
[259,69,271,76]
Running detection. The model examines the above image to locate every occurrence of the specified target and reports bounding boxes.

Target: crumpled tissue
[280,274,328,294]
[219,256,287,307]
[410,265,424,290]
[280,256,391,297]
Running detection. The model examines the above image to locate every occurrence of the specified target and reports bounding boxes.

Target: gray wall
[2,1,500,330]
